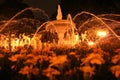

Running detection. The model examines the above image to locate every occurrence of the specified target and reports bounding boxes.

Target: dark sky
[0,0,120,20]
[23,0,58,17]
[23,0,120,19]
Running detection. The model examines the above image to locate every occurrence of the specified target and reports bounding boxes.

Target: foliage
[0,45,119,80]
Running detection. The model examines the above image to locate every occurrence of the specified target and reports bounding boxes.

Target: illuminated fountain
[74,11,120,47]
[0,19,41,51]
[0,5,79,51]
[0,4,120,51]
[34,5,79,47]
[0,8,49,51]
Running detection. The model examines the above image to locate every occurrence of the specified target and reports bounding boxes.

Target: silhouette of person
[0,0,34,20]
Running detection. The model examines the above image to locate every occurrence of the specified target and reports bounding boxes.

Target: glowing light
[0,34,42,51]
[88,41,95,46]
[97,30,107,38]
[75,34,79,43]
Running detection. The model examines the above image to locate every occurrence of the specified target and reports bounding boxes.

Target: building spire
[56,4,62,20]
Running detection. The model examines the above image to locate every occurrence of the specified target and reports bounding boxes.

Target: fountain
[34,5,79,47]
[0,5,79,51]
[0,8,49,51]
[74,11,120,40]
[73,11,120,48]
[0,4,120,51]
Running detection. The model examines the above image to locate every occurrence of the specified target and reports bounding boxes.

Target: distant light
[88,41,95,46]
[75,34,79,42]
[97,30,107,38]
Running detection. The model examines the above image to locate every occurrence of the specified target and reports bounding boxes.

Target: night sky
[0,0,120,20]
[23,0,58,17]
[23,0,120,19]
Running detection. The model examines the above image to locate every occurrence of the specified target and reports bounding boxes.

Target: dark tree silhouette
[41,31,59,43]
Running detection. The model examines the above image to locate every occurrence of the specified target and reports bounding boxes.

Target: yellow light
[88,41,95,46]
[97,30,107,38]
[75,34,79,42]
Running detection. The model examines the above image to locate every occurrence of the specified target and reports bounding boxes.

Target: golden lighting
[0,34,42,51]
[74,34,79,43]
[88,41,95,46]
[0,34,31,50]
[97,30,107,38]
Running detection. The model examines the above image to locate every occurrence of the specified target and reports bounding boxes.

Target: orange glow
[97,30,107,38]
[88,41,95,46]
[0,34,42,51]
